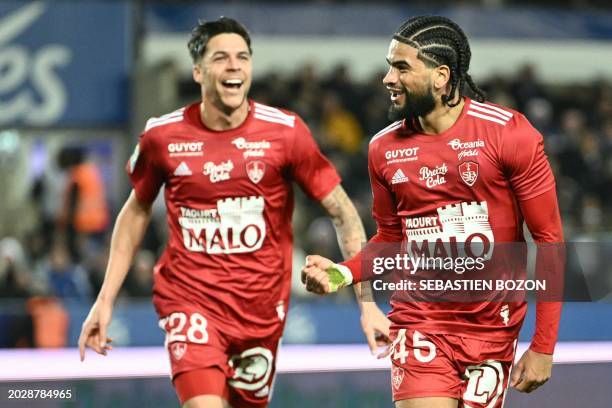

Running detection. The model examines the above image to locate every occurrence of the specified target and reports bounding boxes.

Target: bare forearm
[320,185,370,304]
[320,185,366,259]
[98,191,152,304]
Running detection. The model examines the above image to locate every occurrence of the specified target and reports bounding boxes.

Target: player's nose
[383,66,398,86]
[226,56,241,71]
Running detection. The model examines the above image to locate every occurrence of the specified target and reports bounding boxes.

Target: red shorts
[158,306,283,408]
[389,328,517,408]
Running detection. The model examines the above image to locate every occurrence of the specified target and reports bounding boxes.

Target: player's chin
[220,94,248,111]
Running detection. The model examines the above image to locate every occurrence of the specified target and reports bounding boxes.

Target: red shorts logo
[392,366,405,391]
[171,342,187,361]
[459,161,479,186]
[246,161,266,184]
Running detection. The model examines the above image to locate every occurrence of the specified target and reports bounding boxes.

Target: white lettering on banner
[385,147,419,164]
[405,201,494,260]
[167,142,204,157]
[232,137,271,158]
[203,160,233,183]
[179,196,266,254]
[0,3,72,125]
[419,163,447,188]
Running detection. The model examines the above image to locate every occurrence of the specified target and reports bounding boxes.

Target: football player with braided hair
[303,15,563,408]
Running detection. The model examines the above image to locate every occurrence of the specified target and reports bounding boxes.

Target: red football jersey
[127,100,341,338]
[366,97,555,342]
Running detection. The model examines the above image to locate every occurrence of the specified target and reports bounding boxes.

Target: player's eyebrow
[210,51,228,58]
[210,50,251,58]
[386,57,410,69]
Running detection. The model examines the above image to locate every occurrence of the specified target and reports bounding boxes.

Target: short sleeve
[288,117,341,201]
[125,132,164,204]
[500,114,555,201]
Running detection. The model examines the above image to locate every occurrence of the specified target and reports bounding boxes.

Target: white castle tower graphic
[406,201,494,259]
[217,196,265,227]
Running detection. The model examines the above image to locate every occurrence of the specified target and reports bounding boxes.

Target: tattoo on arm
[321,185,373,302]
[320,185,367,259]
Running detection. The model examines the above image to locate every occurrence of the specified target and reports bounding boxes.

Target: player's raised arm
[78,191,152,361]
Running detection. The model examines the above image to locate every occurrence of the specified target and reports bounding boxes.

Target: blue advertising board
[0,1,131,126]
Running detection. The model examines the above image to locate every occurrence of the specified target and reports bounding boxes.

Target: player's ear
[192,63,203,84]
[432,64,451,91]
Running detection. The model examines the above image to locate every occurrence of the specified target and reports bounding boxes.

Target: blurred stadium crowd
[1,61,611,345]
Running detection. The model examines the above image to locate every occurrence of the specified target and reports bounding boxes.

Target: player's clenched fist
[301,255,353,294]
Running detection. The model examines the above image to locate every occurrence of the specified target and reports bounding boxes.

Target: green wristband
[326,264,353,293]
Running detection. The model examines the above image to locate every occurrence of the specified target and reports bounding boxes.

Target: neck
[418,96,464,135]
[200,98,249,131]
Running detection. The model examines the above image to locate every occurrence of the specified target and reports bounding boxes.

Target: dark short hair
[187,17,252,63]
[393,15,485,106]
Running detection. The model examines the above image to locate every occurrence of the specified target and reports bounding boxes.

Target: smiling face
[383,39,447,123]
[192,33,253,114]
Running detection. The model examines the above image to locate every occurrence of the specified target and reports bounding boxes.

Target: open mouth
[389,89,404,102]
[221,79,244,90]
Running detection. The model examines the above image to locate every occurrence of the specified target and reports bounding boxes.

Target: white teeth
[223,79,243,85]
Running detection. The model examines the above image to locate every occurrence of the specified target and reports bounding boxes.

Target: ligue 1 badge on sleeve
[459,161,479,186]
[246,161,266,184]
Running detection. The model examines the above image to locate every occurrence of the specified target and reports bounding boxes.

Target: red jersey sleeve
[288,117,341,201]
[520,188,564,354]
[500,114,555,201]
[125,131,164,204]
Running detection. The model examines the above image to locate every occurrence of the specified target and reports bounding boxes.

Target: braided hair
[393,16,486,106]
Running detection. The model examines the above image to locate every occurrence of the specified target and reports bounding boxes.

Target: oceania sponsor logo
[232,137,270,158]
[167,142,204,157]
[447,139,485,150]
[203,160,233,183]
[419,163,447,188]
[385,147,419,164]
